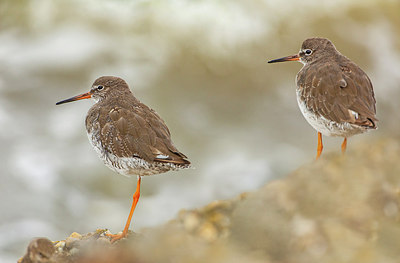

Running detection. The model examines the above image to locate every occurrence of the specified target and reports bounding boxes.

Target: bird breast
[295,89,369,137]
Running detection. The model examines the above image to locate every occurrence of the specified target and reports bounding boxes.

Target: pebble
[69,232,82,239]
[96,237,111,245]
[183,212,200,232]
[54,241,66,252]
[198,222,218,242]
[65,237,79,248]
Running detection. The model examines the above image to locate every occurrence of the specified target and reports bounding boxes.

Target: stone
[19,138,400,263]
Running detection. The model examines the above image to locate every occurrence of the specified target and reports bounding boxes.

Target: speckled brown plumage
[85,76,190,175]
[269,37,377,159]
[56,76,190,242]
[296,38,377,128]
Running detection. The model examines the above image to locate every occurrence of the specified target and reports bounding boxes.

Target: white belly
[87,130,179,177]
[296,91,367,137]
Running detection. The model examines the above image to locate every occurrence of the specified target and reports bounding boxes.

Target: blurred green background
[0,0,399,262]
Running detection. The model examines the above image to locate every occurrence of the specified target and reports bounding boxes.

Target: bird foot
[106,231,128,243]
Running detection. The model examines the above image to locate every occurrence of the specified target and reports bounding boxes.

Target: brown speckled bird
[56,76,190,242]
[268,37,377,159]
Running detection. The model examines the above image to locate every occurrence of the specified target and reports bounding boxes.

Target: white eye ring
[304,49,312,55]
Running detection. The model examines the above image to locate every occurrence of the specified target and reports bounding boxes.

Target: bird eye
[97,85,104,90]
[305,49,312,55]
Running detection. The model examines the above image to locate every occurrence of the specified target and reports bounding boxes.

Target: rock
[228,138,400,262]
[19,138,400,263]
[19,238,55,263]
[54,241,65,252]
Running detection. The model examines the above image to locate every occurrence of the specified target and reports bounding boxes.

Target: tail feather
[154,153,191,166]
[359,117,377,129]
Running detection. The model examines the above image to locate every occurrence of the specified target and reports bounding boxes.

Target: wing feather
[297,60,377,128]
[95,104,189,165]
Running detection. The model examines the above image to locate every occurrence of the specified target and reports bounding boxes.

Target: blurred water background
[0,0,399,262]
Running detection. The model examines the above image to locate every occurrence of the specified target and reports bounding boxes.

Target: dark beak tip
[267,59,282,64]
[55,91,92,106]
[267,54,300,64]
[55,100,69,105]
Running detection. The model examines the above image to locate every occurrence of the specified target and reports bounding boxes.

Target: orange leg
[316,132,323,160]
[341,137,347,154]
[107,176,141,243]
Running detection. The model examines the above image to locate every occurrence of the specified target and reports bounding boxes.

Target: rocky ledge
[19,138,400,263]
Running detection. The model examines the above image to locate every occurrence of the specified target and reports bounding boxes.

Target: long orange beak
[268,54,300,63]
[56,91,92,105]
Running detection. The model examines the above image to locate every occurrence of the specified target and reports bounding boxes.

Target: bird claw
[106,232,128,243]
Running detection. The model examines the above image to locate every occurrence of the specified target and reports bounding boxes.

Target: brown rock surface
[19,138,400,263]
